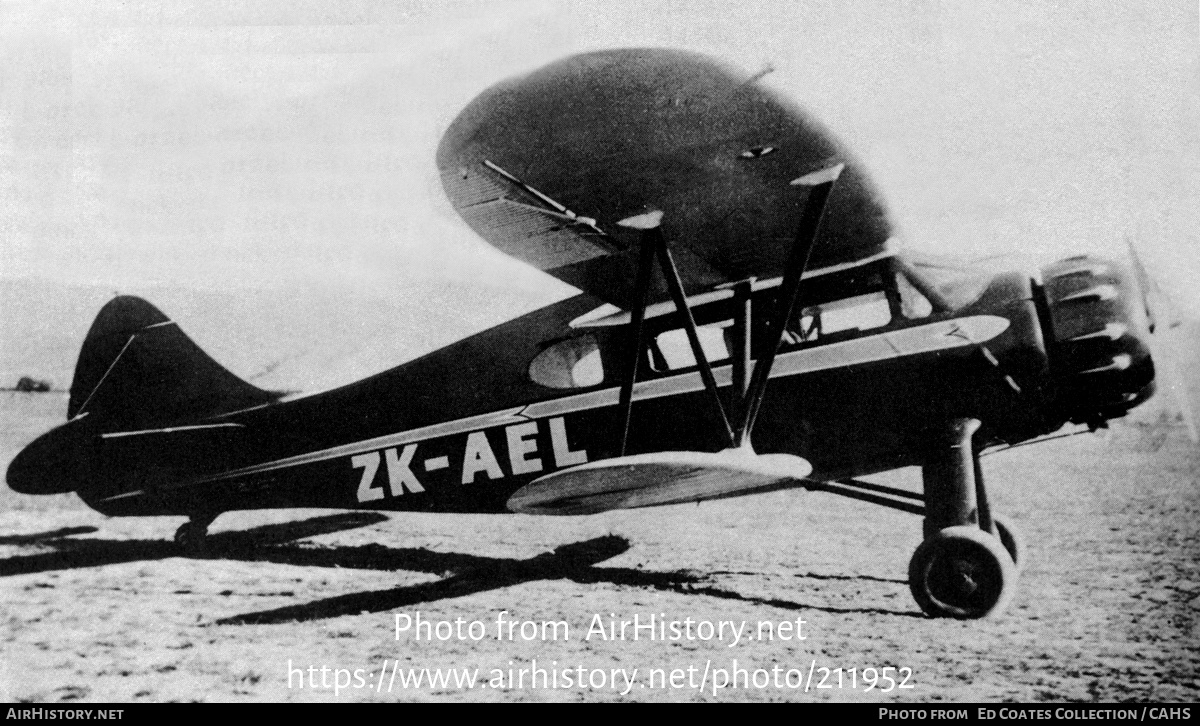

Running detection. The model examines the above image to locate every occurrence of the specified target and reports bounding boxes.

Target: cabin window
[648,324,730,372]
[529,334,604,388]
[787,291,892,343]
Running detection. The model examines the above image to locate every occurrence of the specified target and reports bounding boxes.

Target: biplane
[7,49,1159,619]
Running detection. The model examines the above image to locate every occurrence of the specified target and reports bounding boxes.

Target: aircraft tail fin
[68,296,282,425]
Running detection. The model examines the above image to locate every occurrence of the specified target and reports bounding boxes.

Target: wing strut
[736,163,844,445]
[613,163,844,455]
[655,226,736,445]
[613,210,734,453]
[616,216,659,456]
[726,278,754,400]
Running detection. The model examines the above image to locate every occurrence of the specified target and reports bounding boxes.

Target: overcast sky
[2,1,1197,334]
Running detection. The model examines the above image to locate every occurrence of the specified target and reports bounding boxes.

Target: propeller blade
[1152,327,1200,444]
[1178,384,1199,444]
[1128,237,1198,443]
[1126,236,1158,333]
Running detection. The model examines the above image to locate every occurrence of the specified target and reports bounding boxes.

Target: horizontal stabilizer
[507,449,812,515]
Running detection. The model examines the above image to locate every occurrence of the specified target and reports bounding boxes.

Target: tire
[909,525,1018,619]
[174,520,208,557]
[990,514,1024,572]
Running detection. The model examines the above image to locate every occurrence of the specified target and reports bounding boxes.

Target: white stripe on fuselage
[187,315,1009,486]
[100,423,245,439]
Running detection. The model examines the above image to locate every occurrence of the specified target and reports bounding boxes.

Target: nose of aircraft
[6,419,94,495]
[1041,255,1156,426]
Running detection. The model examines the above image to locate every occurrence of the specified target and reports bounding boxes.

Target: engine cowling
[1040,255,1156,426]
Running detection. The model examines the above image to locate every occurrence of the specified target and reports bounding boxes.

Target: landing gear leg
[174,512,218,557]
[921,418,981,537]
[909,418,1019,618]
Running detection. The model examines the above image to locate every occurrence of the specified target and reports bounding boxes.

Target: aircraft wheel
[174,520,209,557]
[990,514,1024,572]
[909,525,1017,619]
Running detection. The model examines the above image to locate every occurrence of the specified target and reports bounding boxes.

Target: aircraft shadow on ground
[0,525,99,545]
[1,514,923,622]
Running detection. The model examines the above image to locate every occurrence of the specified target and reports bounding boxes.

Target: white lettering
[462,431,504,484]
[352,452,383,502]
[506,422,543,475]
[549,417,587,467]
[384,445,425,495]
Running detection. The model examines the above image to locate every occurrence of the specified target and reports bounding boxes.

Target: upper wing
[437,48,895,309]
